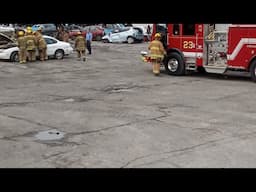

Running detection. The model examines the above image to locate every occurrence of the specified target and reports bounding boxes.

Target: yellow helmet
[26,26,32,30]
[154,33,161,38]
[18,31,24,36]
[27,29,32,34]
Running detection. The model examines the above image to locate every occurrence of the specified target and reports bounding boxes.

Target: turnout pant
[39,48,47,61]
[19,48,27,63]
[27,50,36,61]
[152,59,161,75]
[77,50,86,60]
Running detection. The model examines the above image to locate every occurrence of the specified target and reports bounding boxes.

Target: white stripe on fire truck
[183,52,203,58]
[227,38,256,60]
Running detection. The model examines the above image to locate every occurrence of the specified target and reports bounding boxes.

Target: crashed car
[101,27,144,44]
[0,33,73,62]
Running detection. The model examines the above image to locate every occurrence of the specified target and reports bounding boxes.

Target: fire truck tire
[164,52,185,75]
[250,60,256,82]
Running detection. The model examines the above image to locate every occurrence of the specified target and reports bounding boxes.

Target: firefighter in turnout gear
[74,31,86,61]
[25,29,36,61]
[17,31,27,63]
[148,33,166,76]
[25,26,32,35]
[35,27,47,61]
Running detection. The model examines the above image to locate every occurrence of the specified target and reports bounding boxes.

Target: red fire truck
[142,24,256,82]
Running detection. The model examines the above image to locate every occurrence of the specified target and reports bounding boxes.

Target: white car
[102,27,144,44]
[0,33,73,62]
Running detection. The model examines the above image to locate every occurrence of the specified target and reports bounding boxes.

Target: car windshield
[111,27,130,33]
[44,37,57,44]
[156,24,167,33]
[133,28,143,34]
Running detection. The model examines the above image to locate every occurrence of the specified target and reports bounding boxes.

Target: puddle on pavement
[35,129,65,141]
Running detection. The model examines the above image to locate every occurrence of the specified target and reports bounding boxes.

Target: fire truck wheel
[250,60,256,82]
[164,52,185,75]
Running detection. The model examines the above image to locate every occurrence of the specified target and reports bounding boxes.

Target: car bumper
[64,47,73,55]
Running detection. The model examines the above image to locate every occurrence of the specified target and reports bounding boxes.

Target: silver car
[102,27,144,44]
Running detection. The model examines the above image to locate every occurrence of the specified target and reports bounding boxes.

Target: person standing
[86,28,92,55]
[17,30,27,64]
[146,24,151,41]
[148,33,166,76]
[25,29,37,62]
[62,30,69,42]
[35,27,47,61]
[75,31,86,61]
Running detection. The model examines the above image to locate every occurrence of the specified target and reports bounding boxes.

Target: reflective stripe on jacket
[17,36,26,49]
[148,40,166,59]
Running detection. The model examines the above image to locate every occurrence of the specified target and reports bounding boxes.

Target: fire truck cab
[148,24,256,82]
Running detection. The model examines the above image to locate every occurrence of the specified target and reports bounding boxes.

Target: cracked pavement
[0,42,256,168]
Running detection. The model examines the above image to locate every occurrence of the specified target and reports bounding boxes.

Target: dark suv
[32,23,57,37]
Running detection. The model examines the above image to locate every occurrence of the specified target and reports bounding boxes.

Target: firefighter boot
[77,51,81,61]
[155,63,160,75]
[153,62,160,76]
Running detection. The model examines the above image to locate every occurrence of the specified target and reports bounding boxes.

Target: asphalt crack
[120,138,226,168]
[42,150,70,160]
[67,115,168,137]
[102,83,149,93]
[0,130,38,141]
[134,157,182,168]
[214,91,250,101]
[0,101,36,108]
[0,112,60,130]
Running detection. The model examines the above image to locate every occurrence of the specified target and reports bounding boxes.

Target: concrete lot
[0,41,256,168]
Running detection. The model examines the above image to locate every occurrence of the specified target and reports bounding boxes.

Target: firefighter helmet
[18,31,24,36]
[27,29,32,34]
[154,33,161,38]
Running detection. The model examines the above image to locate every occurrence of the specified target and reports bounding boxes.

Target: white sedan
[0,33,73,62]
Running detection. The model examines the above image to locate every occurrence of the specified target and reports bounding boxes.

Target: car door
[44,37,58,56]
[109,29,121,43]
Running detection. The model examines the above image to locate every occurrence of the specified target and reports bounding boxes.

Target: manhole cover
[35,129,65,141]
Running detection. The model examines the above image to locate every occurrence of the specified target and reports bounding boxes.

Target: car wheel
[10,51,19,62]
[95,35,102,41]
[127,37,134,44]
[102,39,109,43]
[55,49,64,60]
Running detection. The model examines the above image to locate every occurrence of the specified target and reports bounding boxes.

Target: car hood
[0,32,17,49]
